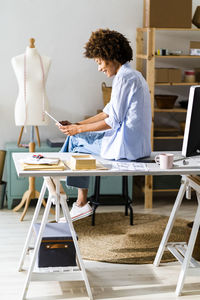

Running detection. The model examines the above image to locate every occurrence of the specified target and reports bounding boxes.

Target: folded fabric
[21,160,66,171]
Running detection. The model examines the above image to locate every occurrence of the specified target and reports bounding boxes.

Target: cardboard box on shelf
[155,68,182,83]
[155,68,168,83]
[169,69,182,83]
[143,0,192,28]
[190,41,200,49]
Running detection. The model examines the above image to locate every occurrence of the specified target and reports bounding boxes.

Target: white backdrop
[0,0,199,148]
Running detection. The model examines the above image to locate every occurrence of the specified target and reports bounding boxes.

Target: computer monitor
[182,86,200,157]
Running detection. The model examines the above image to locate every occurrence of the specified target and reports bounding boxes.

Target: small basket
[155,95,178,109]
[192,6,200,28]
[102,82,112,107]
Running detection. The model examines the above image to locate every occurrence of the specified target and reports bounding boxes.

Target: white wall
[0,0,199,148]
[0,0,143,148]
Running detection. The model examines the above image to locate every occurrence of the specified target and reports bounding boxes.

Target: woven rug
[73,212,191,264]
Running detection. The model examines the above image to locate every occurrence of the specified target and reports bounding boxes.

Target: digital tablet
[45,111,62,126]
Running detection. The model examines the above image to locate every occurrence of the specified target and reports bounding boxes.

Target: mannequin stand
[17,126,41,147]
[14,126,53,221]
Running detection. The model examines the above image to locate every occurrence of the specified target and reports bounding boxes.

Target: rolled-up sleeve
[103,102,110,115]
[103,102,119,128]
[104,109,121,129]
[103,77,136,130]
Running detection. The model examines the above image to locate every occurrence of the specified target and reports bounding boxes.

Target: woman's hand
[58,124,81,136]
[59,120,72,126]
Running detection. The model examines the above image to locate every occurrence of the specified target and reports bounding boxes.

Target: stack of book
[67,155,96,170]
[66,154,108,171]
[21,157,66,171]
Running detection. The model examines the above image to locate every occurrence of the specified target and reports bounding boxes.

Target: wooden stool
[89,176,133,226]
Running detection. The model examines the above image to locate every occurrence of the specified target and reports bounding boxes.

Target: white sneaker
[58,217,66,223]
[70,202,93,222]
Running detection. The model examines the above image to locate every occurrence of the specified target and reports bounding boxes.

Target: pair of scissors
[32,154,44,160]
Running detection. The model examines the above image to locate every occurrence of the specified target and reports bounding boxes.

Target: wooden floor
[0,195,200,300]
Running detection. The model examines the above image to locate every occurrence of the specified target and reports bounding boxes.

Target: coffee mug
[155,153,174,169]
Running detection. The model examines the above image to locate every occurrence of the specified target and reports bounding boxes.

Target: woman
[58,28,151,221]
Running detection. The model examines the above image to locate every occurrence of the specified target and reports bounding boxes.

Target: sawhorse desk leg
[176,197,200,295]
[18,177,93,300]
[154,176,200,296]
[18,180,47,272]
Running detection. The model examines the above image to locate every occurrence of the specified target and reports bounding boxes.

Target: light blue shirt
[101,62,152,160]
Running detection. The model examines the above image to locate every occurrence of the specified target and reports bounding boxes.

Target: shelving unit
[136,27,200,208]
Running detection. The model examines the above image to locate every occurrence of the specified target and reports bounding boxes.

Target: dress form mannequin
[11,38,51,146]
[11,38,53,221]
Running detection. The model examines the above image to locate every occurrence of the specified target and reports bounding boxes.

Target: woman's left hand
[58,124,81,136]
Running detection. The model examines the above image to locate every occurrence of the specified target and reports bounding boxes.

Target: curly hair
[84,28,133,64]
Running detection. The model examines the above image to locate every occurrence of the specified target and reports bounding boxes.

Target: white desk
[12,151,200,177]
[13,152,200,298]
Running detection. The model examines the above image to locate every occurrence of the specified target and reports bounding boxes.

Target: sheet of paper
[111,161,149,171]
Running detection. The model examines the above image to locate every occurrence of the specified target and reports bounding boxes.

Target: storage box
[46,138,65,147]
[143,0,192,28]
[190,41,200,49]
[155,68,182,83]
[33,222,77,268]
[190,41,200,55]
[155,68,168,82]
[169,69,182,83]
